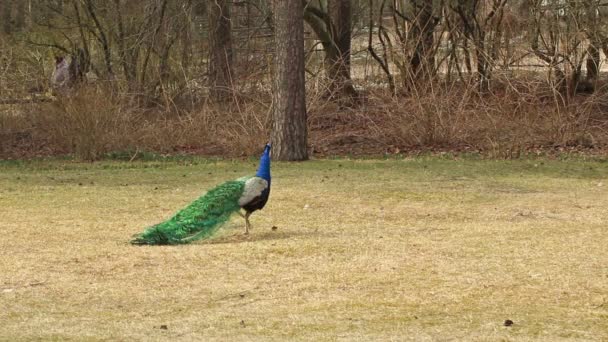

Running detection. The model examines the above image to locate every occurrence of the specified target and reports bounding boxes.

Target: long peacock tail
[131,179,247,245]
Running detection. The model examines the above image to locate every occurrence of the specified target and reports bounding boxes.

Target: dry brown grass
[1,157,607,340]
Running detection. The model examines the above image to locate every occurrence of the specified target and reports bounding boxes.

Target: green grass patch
[1,158,607,340]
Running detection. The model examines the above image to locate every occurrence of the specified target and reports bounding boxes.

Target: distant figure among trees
[51,56,71,92]
[50,50,88,94]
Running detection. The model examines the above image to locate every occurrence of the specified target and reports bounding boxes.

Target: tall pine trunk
[270,0,308,161]
[208,0,234,102]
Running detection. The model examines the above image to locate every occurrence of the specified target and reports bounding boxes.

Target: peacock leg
[245,212,252,235]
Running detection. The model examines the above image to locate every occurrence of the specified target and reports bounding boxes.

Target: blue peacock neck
[255,144,271,182]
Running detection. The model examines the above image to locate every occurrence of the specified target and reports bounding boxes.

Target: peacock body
[131,144,271,245]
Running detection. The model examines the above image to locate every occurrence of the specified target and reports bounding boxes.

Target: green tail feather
[131,179,247,245]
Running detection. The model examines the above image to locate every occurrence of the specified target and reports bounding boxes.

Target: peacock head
[256,143,271,181]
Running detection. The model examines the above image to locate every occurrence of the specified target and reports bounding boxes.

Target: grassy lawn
[1,156,607,341]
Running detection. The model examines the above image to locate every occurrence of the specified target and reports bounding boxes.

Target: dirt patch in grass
[1,158,607,340]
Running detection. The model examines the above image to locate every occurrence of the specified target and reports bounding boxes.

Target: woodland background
[1,0,608,160]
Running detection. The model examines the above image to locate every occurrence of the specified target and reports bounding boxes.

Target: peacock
[131,143,271,245]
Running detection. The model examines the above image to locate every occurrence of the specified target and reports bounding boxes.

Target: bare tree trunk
[83,0,113,76]
[327,0,357,101]
[367,0,395,93]
[463,38,472,75]
[584,0,599,90]
[208,0,234,102]
[2,0,12,34]
[476,35,490,92]
[271,0,308,161]
[14,0,24,31]
[303,0,357,103]
[409,0,437,86]
[113,0,138,90]
[586,43,600,84]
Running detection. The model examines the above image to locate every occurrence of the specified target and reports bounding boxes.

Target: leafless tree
[208,0,234,102]
[304,0,358,103]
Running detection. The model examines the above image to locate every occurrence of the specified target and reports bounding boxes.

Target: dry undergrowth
[2,76,608,160]
[1,157,607,340]
[309,76,608,158]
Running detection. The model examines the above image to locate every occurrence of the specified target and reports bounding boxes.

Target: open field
[1,156,607,341]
